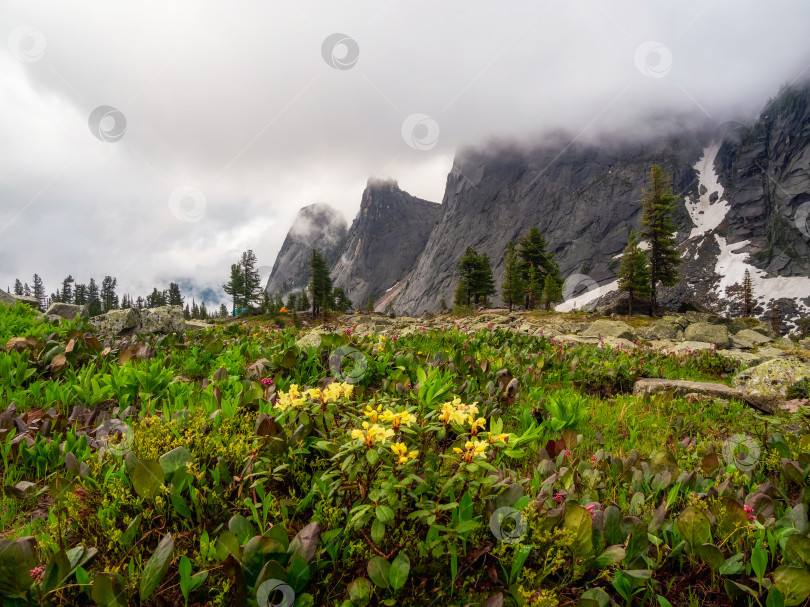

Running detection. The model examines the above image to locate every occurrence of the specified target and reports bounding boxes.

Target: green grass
[1,303,809,607]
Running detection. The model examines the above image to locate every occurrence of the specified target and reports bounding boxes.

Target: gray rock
[642,316,689,340]
[634,378,745,403]
[185,320,214,331]
[245,358,271,381]
[0,291,17,307]
[683,323,730,348]
[734,329,772,345]
[730,334,754,349]
[669,341,715,353]
[732,358,810,403]
[90,308,140,335]
[295,332,323,350]
[138,306,185,334]
[44,302,89,320]
[15,295,40,309]
[776,337,797,350]
[289,522,320,563]
[582,319,636,340]
[800,338,810,350]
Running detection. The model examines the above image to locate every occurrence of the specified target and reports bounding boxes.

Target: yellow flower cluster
[275,382,354,412]
[390,442,419,465]
[351,421,395,448]
[364,404,382,423]
[487,431,509,444]
[439,397,479,426]
[453,440,489,463]
[380,409,417,431]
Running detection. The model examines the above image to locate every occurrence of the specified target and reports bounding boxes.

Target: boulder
[582,319,637,340]
[138,306,185,334]
[44,302,89,320]
[776,337,797,350]
[633,378,745,403]
[0,291,17,307]
[670,341,715,353]
[732,358,810,404]
[683,323,730,348]
[90,309,140,335]
[295,332,323,350]
[730,334,754,350]
[15,295,40,309]
[642,316,688,340]
[800,338,810,351]
[185,320,214,331]
[734,329,772,345]
[245,358,271,381]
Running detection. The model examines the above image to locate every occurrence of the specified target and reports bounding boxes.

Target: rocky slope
[393,82,810,325]
[264,204,347,297]
[330,179,441,309]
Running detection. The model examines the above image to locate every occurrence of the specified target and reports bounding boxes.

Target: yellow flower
[468,416,486,436]
[380,409,417,432]
[455,440,489,463]
[364,404,382,423]
[390,442,418,465]
[351,422,394,448]
[342,383,354,399]
[487,432,509,444]
[274,384,306,411]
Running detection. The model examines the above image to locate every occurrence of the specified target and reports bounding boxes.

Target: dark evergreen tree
[240,250,263,309]
[183,304,190,319]
[100,276,118,313]
[742,270,754,317]
[455,246,496,307]
[299,290,310,314]
[617,230,651,317]
[769,301,781,335]
[286,292,298,311]
[199,301,208,319]
[191,299,199,319]
[74,283,88,306]
[332,287,351,312]
[640,165,682,316]
[86,278,102,316]
[541,272,564,310]
[134,296,145,309]
[13,279,23,296]
[501,240,523,312]
[60,275,75,304]
[120,294,132,309]
[309,249,332,316]
[32,274,46,311]
[168,282,184,306]
[219,303,228,318]
[223,263,244,313]
[23,282,31,297]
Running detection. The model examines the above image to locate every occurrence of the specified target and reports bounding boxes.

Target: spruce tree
[199,301,208,319]
[286,292,298,311]
[640,165,682,316]
[456,247,496,308]
[184,304,191,319]
[223,263,244,313]
[86,278,102,316]
[501,240,523,312]
[191,299,199,319]
[219,303,228,318]
[541,273,564,310]
[309,249,331,316]
[617,230,651,317]
[60,275,75,304]
[299,289,310,314]
[13,279,23,296]
[742,270,754,317]
[100,276,118,312]
[168,282,183,306]
[240,250,263,309]
[74,284,87,305]
[23,283,31,297]
[32,274,46,311]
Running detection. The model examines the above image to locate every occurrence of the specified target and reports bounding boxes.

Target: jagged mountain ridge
[264,203,347,297]
[330,179,441,309]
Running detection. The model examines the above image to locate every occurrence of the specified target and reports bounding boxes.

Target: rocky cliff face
[264,203,347,296]
[330,179,441,309]
[393,82,810,325]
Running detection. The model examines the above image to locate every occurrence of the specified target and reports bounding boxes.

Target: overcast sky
[2,1,809,306]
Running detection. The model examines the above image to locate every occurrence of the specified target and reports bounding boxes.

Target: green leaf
[92,572,127,607]
[347,577,373,606]
[719,552,744,576]
[564,505,594,561]
[603,505,623,545]
[228,514,256,545]
[593,545,625,569]
[784,534,810,567]
[286,552,311,594]
[120,514,142,548]
[389,552,410,591]
[376,505,395,524]
[773,565,810,606]
[139,533,174,601]
[132,460,164,499]
[367,556,391,589]
[40,550,70,595]
[158,446,192,481]
[579,587,610,607]
[509,545,531,584]
[215,530,240,561]
[677,506,711,549]
[698,543,725,571]
[371,518,385,544]
[366,449,379,466]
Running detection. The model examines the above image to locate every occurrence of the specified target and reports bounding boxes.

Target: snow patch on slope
[685,142,731,239]
[555,280,619,313]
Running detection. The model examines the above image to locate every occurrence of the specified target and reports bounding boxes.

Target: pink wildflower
[744,505,755,521]
[553,492,564,503]
[30,566,44,581]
